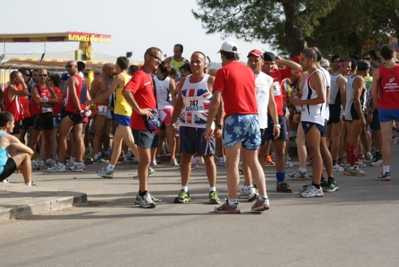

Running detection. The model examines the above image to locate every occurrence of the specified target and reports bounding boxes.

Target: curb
[0,193,87,222]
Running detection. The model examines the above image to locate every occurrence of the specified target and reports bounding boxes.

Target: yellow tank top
[169,56,187,71]
[114,72,132,116]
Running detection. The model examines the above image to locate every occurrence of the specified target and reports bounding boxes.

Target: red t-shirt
[378,64,399,110]
[268,68,292,116]
[214,61,257,117]
[124,68,157,131]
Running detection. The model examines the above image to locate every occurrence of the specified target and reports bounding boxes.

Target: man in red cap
[239,49,279,201]
[262,52,302,193]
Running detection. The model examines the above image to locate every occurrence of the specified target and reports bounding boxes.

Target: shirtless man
[89,63,114,163]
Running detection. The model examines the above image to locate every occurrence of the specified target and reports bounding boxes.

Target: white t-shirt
[255,72,273,129]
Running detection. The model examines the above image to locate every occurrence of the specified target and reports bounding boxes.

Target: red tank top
[268,68,292,116]
[4,85,23,121]
[378,65,399,110]
[18,85,30,118]
[52,87,63,115]
[30,84,53,116]
[65,74,83,114]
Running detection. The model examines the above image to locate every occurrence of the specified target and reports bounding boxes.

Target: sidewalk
[0,182,87,221]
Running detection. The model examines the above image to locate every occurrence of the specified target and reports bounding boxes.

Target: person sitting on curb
[0,111,35,186]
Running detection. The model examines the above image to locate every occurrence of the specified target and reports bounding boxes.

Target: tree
[193,0,339,56]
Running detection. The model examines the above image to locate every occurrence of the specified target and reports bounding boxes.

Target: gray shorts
[132,130,158,148]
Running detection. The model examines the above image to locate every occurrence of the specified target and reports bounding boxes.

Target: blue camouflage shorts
[223,114,261,150]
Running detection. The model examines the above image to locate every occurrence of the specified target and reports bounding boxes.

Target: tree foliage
[193,0,399,58]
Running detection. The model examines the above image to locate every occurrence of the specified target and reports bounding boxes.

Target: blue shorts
[301,121,325,136]
[223,114,260,150]
[378,108,399,123]
[114,114,130,127]
[264,115,288,141]
[179,126,215,156]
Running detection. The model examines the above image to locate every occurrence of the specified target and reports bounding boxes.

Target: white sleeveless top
[179,74,212,128]
[319,67,331,120]
[345,75,358,121]
[255,72,273,129]
[153,75,173,109]
[301,69,326,126]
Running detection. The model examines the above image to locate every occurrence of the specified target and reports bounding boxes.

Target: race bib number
[273,81,281,96]
[98,105,108,116]
[42,107,52,113]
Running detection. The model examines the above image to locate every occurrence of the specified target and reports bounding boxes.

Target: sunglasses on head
[37,74,48,77]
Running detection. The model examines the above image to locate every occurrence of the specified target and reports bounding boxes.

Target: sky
[0,0,273,64]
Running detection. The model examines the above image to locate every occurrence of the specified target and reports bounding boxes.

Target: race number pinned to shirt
[272,81,281,96]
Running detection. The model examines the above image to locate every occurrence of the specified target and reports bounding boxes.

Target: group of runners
[1,42,398,214]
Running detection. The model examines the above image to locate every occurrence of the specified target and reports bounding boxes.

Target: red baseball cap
[291,55,300,63]
[247,49,264,58]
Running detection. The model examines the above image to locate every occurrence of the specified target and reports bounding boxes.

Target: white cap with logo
[218,41,239,54]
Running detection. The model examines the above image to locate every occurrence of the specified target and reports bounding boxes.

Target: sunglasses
[37,74,48,77]
[24,73,31,77]
[149,54,162,62]
[65,64,76,68]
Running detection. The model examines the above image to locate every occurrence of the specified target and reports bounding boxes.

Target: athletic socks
[106,164,114,172]
[209,186,216,192]
[182,185,188,192]
[383,165,390,173]
[276,172,285,184]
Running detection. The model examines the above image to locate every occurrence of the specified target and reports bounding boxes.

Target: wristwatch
[274,124,281,129]
[216,124,224,129]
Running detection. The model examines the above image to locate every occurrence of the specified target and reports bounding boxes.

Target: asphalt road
[0,150,399,267]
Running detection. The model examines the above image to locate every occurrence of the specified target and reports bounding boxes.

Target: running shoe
[134,193,162,205]
[47,163,66,173]
[31,160,40,171]
[170,158,178,166]
[343,166,367,176]
[285,159,294,168]
[370,158,383,167]
[377,171,391,181]
[96,167,113,179]
[332,164,344,172]
[150,159,157,166]
[136,191,156,208]
[1,178,8,183]
[239,186,258,202]
[214,201,241,214]
[174,189,191,203]
[299,185,324,197]
[71,163,84,172]
[251,197,270,212]
[363,153,374,164]
[265,155,275,166]
[276,182,293,193]
[324,179,339,192]
[217,156,226,167]
[287,169,308,180]
[208,191,220,204]
[306,157,312,166]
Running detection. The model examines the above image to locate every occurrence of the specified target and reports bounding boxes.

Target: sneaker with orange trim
[265,155,275,166]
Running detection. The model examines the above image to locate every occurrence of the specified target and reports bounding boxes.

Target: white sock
[258,195,269,204]
[383,165,390,173]
[299,167,307,173]
[25,181,32,186]
[228,198,238,206]
[209,186,216,192]
[182,185,188,192]
[106,164,114,171]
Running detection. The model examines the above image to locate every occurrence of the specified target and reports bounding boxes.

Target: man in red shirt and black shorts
[123,47,163,209]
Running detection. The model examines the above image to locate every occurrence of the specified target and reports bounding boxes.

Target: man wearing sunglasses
[48,60,89,173]
[29,69,58,170]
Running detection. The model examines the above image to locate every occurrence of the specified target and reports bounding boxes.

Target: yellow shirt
[114,72,132,116]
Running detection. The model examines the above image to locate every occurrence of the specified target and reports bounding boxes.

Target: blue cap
[61,72,70,80]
